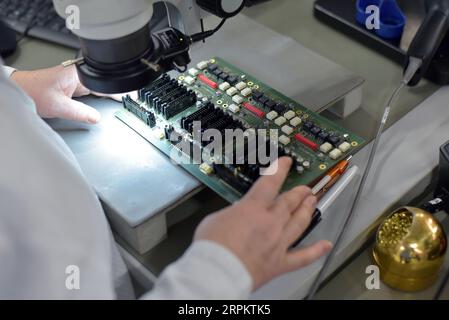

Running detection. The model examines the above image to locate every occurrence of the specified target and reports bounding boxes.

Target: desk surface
[5,0,444,299]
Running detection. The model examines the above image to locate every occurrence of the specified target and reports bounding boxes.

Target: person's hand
[194,157,333,290]
[10,65,123,125]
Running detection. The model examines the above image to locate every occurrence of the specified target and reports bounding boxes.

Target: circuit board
[115,57,365,203]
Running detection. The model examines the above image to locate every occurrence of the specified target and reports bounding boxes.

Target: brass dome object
[373,206,447,292]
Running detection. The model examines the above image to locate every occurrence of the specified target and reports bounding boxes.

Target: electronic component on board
[139,75,197,119]
[281,125,294,135]
[212,69,223,78]
[318,131,330,141]
[228,104,240,114]
[329,148,343,160]
[188,68,199,77]
[184,76,195,85]
[118,57,365,202]
[320,142,333,154]
[310,126,322,137]
[279,135,291,146]
[122,95,156,127]
[243,102,266,118]
[266,111,278,121]
[200,163,214,176]
[219,82,231,91]
[226,87,238,96]
[274,117,287,126]
[338,142,351,153]
[208,64,219,73]
[219,72,229,81]
[252,90,264,101]
[241,88,252,97]
[258,95,269,106]
[265,99,276,110]
[198,74,218,89]
[273,103,286,114]
[284,110,296,120]
[227,75,239,85]
[235,82,247,90]
[295,133,319,151]
[197,61,209,70]
[232,95,244,104]
[290,117,301,127]
[327,135,341,146]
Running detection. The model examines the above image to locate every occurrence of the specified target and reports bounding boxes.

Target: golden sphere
[373,207,447,292]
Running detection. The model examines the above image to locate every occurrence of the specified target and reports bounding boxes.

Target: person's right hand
[195,157,333,290]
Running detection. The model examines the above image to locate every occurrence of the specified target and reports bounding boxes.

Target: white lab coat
[0,65,252,300]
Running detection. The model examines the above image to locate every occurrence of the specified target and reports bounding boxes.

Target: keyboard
[0,0,79,49]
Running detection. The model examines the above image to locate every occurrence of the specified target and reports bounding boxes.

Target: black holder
[422,141,449,213]
[0,20,17,58]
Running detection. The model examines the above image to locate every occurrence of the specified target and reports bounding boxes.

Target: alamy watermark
[167,123,280,175]
[64,5,381,38]
[365,5,380,30]
[65,265,80,290]
[65,5,80,30]
[365,265,380,290]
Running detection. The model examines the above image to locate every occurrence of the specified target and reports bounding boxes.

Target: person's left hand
[11,64,124,125]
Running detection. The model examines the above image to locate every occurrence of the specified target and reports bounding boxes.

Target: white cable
[307,58,423,300]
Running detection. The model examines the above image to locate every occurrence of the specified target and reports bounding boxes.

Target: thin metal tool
[141,59,162,72]
[61,57,84,68]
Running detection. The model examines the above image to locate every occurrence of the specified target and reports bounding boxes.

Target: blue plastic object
[356,0,406,40]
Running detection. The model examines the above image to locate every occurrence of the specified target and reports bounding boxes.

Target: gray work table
[5,0,446,299]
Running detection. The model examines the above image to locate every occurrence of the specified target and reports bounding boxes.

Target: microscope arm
[52,0,245,93]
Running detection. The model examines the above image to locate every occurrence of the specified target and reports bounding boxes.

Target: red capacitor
[295,133,318,151]
[198,74,218,89]
[243,102,266,119]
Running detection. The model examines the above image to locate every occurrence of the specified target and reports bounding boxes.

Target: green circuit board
[115,57,365,203]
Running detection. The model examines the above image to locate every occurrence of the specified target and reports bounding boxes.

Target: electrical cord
[189,17,228,43]
[188,3,248,45]
[306,57,423,300]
